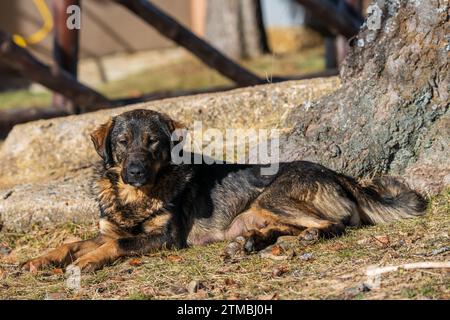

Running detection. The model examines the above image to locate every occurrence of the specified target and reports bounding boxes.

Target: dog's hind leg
[241,224,298,252]
[226,197,346,253]
[264,199,347,239]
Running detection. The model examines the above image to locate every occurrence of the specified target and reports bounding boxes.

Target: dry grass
[0,189,448,300]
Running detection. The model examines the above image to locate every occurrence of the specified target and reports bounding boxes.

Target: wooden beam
[113,0,263,86]
[295,0,363,38]
[0,30,114,111]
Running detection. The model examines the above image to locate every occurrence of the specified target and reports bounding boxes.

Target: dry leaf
[29,262,38,274]
[44,292,66,300]
[272,266,289,277]
[52,268,64,275]
[373,235,390,247]
[194,290,208,299]
[228,292,241,300]
[216,266,232,274]
[270,245,283,256]
[328,243,345,251]
[258,293,279,300]
[128,258,142,266]
[170,286,188,295]
[167,255,184,262]
[224,278,236,286]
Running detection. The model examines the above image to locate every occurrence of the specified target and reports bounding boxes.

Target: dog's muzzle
[124,161,149,187]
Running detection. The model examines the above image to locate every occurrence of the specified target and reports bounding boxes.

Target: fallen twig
[364,261,450,289]
[367,261,450,277]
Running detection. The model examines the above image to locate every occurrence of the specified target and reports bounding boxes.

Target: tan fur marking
[99,219,131,239]
[97,177,114,201]
[95,167,167,228]
[116,177,164,210]
[283,216,334,229]
[245,224,297,239]
[118,180,149,204]
[224,205,283,240]
[142,212,171,233]
[73,240,121,271]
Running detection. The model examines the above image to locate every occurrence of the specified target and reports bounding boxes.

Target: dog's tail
[339,176,427,225]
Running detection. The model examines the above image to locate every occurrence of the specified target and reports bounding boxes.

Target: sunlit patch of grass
[0,89,52,110]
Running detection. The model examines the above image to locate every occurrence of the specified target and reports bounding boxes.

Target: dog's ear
[161,113,184,134]
[90,119,114,165]
[167,119,185,134]
[159,114,185,158]
[159,113,185,139]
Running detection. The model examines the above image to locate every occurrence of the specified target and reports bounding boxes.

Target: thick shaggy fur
[23,110,426,272]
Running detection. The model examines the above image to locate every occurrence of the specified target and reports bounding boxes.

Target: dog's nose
[128,163,145,178]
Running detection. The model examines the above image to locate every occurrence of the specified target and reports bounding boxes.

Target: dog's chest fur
[92,163,190,230]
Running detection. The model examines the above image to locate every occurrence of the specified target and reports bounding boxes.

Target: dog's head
[91,109,183,188]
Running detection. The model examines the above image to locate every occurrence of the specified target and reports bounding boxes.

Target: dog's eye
[148,138,158,146]
[118,139,127,146]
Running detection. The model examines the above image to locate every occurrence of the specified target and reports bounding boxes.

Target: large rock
[0,78,339,231]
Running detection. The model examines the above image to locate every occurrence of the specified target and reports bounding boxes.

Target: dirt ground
[0,189,448,300]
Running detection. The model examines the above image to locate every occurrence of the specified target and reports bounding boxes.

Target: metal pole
[52,0,81,114]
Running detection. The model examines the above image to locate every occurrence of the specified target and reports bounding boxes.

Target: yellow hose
[13,0,54,48]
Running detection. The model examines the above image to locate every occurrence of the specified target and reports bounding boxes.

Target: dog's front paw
[21,256,53,271]
[243,235,257,253]
[242,231,271,253]
[222,236,247,262]
[299,228,319,242]
[71,255,104,272]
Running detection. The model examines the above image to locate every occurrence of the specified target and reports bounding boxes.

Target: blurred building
[261,0,322,54]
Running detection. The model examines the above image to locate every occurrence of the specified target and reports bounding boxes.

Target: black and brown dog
[23,109,426,272]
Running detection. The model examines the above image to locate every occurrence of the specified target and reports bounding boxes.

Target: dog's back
[181,160,426,248]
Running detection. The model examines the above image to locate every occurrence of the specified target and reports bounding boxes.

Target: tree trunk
[205,0,268,59]
[239,0,269,58]
[281,0,449,194]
